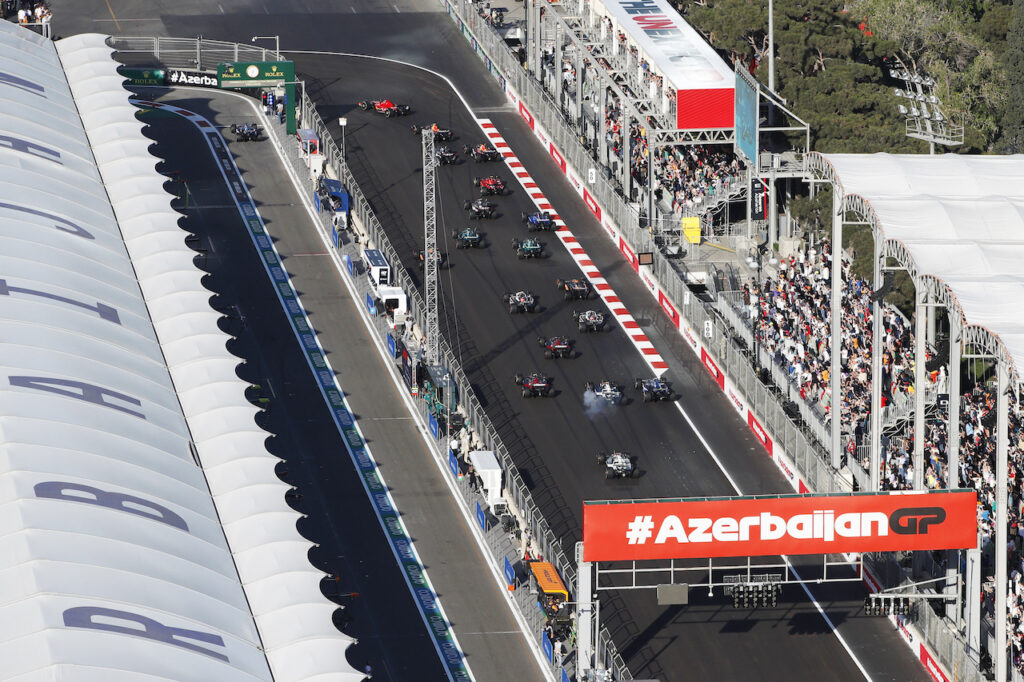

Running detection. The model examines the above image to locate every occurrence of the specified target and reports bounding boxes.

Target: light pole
[338,117,348,160]
[890,68,963,153]
[250,35,280,59]
[767,0,774,93]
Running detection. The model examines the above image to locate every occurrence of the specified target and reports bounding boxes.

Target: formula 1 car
[416,249,447,269]
[585,380,623,405]
[556,278,593,301]
[474,176,506,196]
[503,290,538,313]
[537,335,575,359]
[573,309,607,332]
[522,211,556,231]
[230,122,263,141]
[597,451,638,479]
[358,98,412,117]
[436,146,458,165]
[412,124,454,141]
[635,377,674,402]
[512,237,545,259]
[452,227,485,249]
[465,198,497,219]
[465,143,502,162]
[514,372,553,398]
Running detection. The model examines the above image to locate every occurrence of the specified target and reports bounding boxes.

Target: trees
[999,0,1024,152]
[852,0,1008,150]
[680,0,1014,152]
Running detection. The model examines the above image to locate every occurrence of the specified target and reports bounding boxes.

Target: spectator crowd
[738,237,1024,671]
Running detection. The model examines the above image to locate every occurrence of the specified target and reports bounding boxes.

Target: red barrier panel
[518,101,534,130]
[549,143,566,174]
[701,348,725,390]
[747,412,773,455]
[583,188,601,220]
[582,490,978,562]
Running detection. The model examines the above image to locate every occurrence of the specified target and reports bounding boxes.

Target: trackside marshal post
[582,490,977,562]
[218,61,296,135]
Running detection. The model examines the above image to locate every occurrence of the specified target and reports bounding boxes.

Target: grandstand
[522,0,809,253]
[482,0,1024,673]
[0,23,361,681]
[773,152,1024,681]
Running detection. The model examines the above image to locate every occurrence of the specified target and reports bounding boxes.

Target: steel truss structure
[806,150,1015,680]
[593,553,864,592]
[525,0,810,243]
[422,130,439,366]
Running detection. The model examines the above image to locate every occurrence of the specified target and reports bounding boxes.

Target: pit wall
[442,3,954,679]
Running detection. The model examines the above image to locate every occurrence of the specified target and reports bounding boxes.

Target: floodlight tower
[890,69,964,153]
[422,130,439,366]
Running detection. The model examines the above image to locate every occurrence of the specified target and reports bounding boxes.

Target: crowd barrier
[108,35,631,681]
[109,32,983,682]
[434,7,985,681]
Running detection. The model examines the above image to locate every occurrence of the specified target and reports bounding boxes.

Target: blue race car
[522,211,556,231]
[634,377,674,402]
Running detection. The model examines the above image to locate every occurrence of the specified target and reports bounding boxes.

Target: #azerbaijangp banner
[582,490,978,562]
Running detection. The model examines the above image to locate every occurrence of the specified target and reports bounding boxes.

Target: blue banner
[734,69,759,165]
[448,449,460,478]
[541,632,553,662]
[475,501,486,531]
[429,413,439,439]
[504,556,515,588]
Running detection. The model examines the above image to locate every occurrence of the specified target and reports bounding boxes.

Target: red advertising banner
[582,490,977,562]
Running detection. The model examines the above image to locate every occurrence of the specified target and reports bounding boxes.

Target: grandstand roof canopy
[0,21,362,681]
[812,152,1024,384]
[590,0,735,128]
[0,21,273,681]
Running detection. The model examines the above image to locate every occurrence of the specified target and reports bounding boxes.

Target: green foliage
[680,0,1014,152]
[787,185,832,234]
[999,0,1024,151]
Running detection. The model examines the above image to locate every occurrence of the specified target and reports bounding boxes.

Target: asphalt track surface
[131,88,548,682]
[297,55,930,682]
[51,0,930,679]
[133,91,447,680]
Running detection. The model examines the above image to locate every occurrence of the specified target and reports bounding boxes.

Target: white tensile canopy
[814,152,1024,383]
[0,19,361,681]
[55,32,365,682]
[0,21,274,682]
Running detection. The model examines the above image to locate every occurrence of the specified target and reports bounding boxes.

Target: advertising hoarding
[582,490,978,562]
[734,67,759,164]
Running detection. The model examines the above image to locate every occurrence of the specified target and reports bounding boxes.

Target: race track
[49,0,935,677]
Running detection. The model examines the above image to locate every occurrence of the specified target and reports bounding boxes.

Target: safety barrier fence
[110,32,981,681]
[108,35,632,680]
[437,7,988,680]
[439,0,841,493]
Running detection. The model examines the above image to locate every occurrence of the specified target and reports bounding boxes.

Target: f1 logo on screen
[582,490,978,562]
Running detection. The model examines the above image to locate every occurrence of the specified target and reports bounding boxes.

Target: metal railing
[105,34,632,680]
[436,11,987,680]
[109,31,983,682]
[111,36,283,69]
